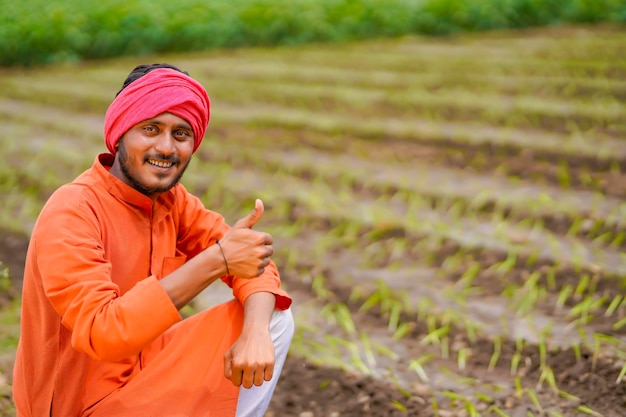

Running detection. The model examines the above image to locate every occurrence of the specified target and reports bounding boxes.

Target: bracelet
[214,239,230,276]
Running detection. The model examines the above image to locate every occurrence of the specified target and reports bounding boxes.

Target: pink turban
[104,68,210,155]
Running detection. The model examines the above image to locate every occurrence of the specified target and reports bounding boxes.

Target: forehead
[140,112,192,128]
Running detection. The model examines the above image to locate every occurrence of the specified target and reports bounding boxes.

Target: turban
[104,68,210,155]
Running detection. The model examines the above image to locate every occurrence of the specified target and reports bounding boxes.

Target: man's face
[110,112,195,198]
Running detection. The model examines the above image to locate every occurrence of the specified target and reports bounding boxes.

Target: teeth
[149,160,173,168]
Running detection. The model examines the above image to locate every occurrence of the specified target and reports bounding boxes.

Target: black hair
[115,63,189,97]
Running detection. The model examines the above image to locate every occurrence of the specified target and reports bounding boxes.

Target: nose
[153,131,176,155]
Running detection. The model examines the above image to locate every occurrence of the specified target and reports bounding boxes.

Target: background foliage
[2,0,625,66]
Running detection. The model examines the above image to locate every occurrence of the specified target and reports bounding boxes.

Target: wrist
[214,238,230,276]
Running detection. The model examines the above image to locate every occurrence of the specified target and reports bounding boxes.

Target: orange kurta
[13,153,292,417]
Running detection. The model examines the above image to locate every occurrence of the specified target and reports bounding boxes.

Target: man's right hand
[217,199,274,278]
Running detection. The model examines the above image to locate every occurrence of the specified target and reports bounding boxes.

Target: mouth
[147,159,175,169]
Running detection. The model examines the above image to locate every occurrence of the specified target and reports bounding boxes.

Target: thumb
[233,199,264,229]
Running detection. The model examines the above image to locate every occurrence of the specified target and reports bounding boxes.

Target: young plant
[409,354,434,383]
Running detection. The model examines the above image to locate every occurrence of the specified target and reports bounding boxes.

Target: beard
[117,139,191,197]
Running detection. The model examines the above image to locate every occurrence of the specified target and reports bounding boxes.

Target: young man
[13,64,294,417]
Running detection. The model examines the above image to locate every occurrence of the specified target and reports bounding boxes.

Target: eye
[143,125,158,133]
[174,130,193,141]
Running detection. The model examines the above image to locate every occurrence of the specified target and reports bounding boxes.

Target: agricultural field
[0,24,625,416]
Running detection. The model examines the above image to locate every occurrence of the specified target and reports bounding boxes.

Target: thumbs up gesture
[217,199,274,278]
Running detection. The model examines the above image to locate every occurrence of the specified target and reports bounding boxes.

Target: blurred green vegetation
[2,0,625,67]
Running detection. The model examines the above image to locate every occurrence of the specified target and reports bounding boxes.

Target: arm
[223,291,277,388]
[160,199,273,309]
[173,190,292,311]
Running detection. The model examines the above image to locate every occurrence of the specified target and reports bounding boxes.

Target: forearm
[242,292,276,333]
[159,243,227,310]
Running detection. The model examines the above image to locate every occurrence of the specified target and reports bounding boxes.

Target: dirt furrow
[212,102,626,163]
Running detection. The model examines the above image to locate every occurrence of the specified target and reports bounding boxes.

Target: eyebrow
[144,119,192,130]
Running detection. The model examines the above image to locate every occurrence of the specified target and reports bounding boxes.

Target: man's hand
[224,292,276,388]
[219,199,274,278]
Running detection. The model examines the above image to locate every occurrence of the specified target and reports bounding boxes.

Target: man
[13,64,294,417]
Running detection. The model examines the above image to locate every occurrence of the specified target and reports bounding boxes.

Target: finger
[231,369,243,387]
[264,363,274,382]
[233,199,264,229]
[224,351,233,380]
[242,368,255,389]
[254,366,266,386]
[257,267,265,276]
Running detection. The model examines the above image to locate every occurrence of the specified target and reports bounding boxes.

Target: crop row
[275,218,625,416]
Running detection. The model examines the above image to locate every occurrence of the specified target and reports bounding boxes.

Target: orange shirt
[13,153,291,417]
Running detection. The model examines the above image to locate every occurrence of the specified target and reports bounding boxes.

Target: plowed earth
[1,24,625,417]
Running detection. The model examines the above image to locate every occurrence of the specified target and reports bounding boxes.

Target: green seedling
[391,400,407,412]
[431,396,440,417]
[567,217,583,236]
[576,405,603,417]
[359,332,376,367]
[464,398,481,417]
[616,362,626,384]
[458,263,482,287]
[348,341,371,375]
[593,231,613,246]
[311,272,333,300]
[611,231,625,248]
[388,300,402,332]
[420,323,451,347]
[556,160,571,187]
[487,405,511,417]
[510,352,522,376]
[495,251,517,275]
[604,294,623,317]
[537,366,559,393]
[574,274,591,298]
[489,336,502,371]
[558,389,580,402]
[525,388,543,413]
[409,354,434,383]
[595,334,623,374]
[392,321,414,341]
[327,302,357,335]
[568,295,606,325]
[440,336,450,359]
[371,339,399,361]
[572,341,582,363]
[475,392,493,403]
[545,268,557,291]
[511,336,525,376]
[457,347,469,371]
[538,338,548,370]
[555,284,573,311]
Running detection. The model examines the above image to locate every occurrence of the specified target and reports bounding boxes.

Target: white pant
[236,308,294,417]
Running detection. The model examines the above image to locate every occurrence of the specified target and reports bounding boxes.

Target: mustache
[144,154,181,164]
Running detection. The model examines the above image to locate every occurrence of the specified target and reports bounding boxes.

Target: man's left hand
[224,322,275,388]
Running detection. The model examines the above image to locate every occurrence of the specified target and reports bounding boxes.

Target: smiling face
[109,112,195,199]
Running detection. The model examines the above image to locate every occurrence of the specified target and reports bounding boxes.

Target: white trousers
[236,308,295,417]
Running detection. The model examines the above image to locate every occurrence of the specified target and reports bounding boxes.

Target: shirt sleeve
[36,186,181,362]
[175,187,292,311]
